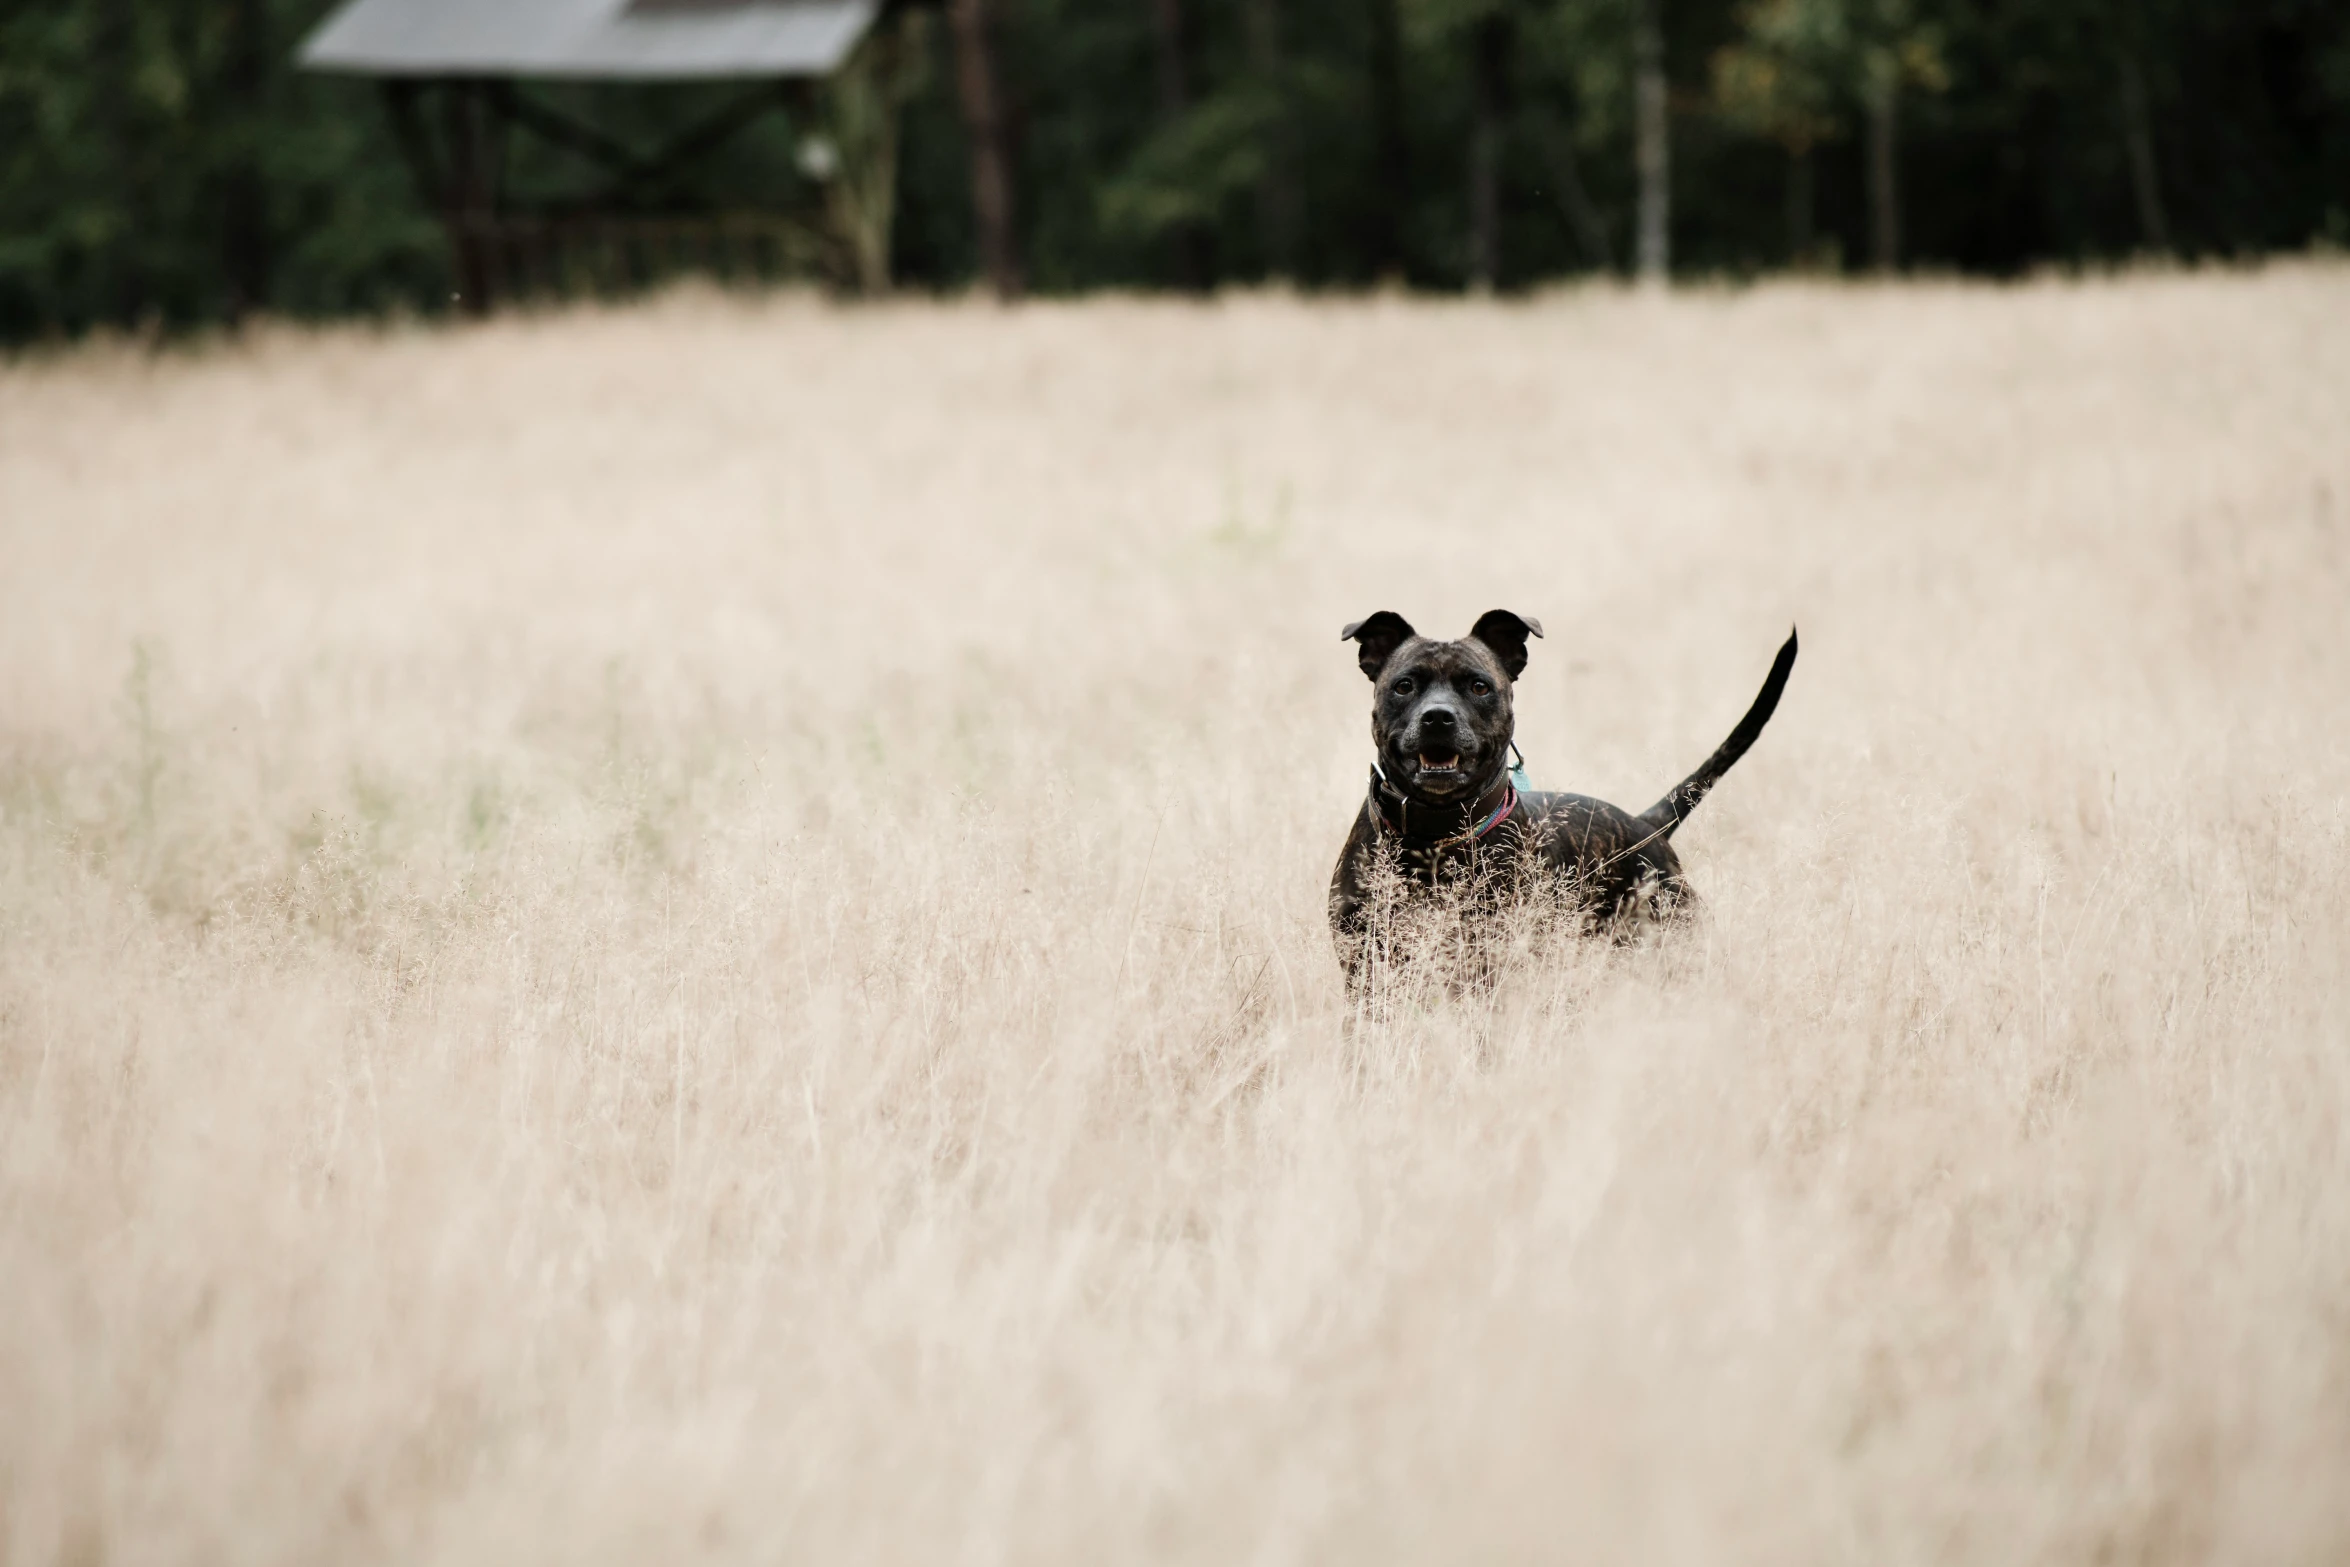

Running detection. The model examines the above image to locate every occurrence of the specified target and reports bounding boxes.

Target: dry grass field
[3,266,2348,1565]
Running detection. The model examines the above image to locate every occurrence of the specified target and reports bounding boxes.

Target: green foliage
[0,0,444,335]
[1,0,2348,336]
[1712,1,1848,152]
[1099,81,1280,240]
[1714,0,1949,144]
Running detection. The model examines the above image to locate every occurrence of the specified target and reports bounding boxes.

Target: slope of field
[3,268,2347,1564]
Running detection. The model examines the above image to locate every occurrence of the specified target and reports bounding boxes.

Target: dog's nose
[1419,707,1459,732]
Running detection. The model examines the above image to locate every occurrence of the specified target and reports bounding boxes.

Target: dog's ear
[1467,609,1544,680]
[1340,611,1418,682]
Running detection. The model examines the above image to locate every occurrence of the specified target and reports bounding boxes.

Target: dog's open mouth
[1416,748,1464,778]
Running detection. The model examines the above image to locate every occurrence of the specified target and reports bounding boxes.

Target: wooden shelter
[298,0,884,308]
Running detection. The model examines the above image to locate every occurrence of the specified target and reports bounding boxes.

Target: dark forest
[3,0,2346,337]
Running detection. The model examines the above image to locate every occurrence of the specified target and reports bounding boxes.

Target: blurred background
[2,0,2347,338]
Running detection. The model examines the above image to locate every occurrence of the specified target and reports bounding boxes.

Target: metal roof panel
[298,0,877,79]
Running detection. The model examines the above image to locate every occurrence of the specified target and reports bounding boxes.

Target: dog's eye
[1470,680,1491,697]
[1391,677,1415,696]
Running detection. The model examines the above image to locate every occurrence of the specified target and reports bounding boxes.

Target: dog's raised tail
[1638,628,1798,839]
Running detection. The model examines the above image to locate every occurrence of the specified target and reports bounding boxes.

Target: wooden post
[411,79,508,313]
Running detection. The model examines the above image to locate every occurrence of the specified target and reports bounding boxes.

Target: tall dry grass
[3,267,2348,1565]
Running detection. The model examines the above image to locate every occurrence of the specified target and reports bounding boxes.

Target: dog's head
[1342,609,1543,802]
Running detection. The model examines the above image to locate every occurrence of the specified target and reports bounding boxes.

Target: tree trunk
[1784,141,1813,265]
[1632,0,1669,284]
[1467,6,1511,292]
[949,0,1023,299]
[1146,0,1211,289]
[1243,0,1301,278]
[221,0,274,319]
[2119,53,2170,253]
[1366,0,1409,279]
[1866,71,1899,273]
[1529,105,1609,269]
[95,0,141,322]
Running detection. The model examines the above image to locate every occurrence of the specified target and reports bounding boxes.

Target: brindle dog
[1328,610,1797,977]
